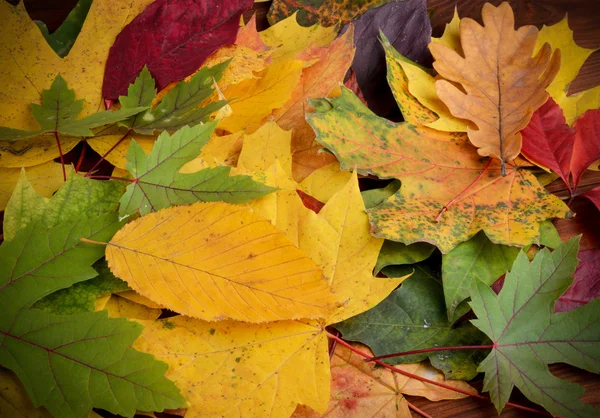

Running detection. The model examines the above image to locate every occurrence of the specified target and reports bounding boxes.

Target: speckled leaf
[119,123,275,217]
[374,241,435,275]
[268,0,393,27]
[470,237,600,417]
[307,88,569,252]
[4,169,124,241]
[335,270,489,379]
[442,232,519,323]
[348,0,431,116]
[33,259,130,315]
[34,0,92,58]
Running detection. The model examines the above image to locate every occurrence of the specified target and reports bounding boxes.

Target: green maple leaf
[4,170,129,315]
[442,232,519,323]
[0,212,184,418]
[119,122,276,217]
[0,75,147,141]
[470,237,600,417]
[125,61,228,135]
[336,264,490,380]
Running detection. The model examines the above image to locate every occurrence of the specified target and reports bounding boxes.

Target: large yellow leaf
[0,0,153,131]
[429,2,560,170]
[534,17,600,125]
[237,121,293,178]
[291,343,475,417]
[298,162,352,204]
[0,162,64,210]
[259,13,338,62]
[106,202,336,322]
[298,172,406,324]
[133,317,330,418]
[218,59,303,134]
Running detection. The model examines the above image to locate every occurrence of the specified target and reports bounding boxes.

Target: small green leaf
[0,75,147,141]
[361,179,401,209]
[34,0,93,57]
[119,123,276,217]
[470,237,600,417]
[132,61,229,134]
[119,66,157,129]
[375,240,435,275]
[335,265,488,378]
[442,231,519,322]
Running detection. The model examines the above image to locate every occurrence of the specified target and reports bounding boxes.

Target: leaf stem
[54,130,67,181]
[86,175,133,182]
[436,158,492,222]
[85,128,132,177]
[80,237,108,245]
[406,401,433,418]
[75,141,88,173]
[365,345,494,362]
[325,332,552,417]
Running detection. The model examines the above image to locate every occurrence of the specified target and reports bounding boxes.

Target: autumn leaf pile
[0,0,599,417]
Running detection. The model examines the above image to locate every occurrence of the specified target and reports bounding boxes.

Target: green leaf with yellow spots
[307,88,569,253]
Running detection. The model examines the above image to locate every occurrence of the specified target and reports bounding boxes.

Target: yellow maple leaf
[430,7,462,55]
[0,162,64,210]
[291,343,475,417]
[218,59,304,134]
[298,162,352,205]
[0,0,153,131]
[259,13,338,62]
[106,201,336,322]
[534,17,600,125]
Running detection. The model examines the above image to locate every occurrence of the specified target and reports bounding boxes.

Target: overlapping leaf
[555,248,600,312]
[429,2,560,171]
[268,0,391,27]
[0,162,63,211]
[336,269,490,381]
[535,17,600,125]
[102,0,253,99]
[470,237,600,417]
[291,343,475,417]
[119,123,275,217]
[307,88,569,252]
[349,0,432,116]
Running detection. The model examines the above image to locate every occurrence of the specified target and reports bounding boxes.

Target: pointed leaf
[582,186,600,212]
[107,202,336,322]
[349,0,432,117]
[555,248,600,312]
[336,271,489,377]
[131,62,228,135]
[469,237,600,416]
[307,88,569,252]
[442,232,519,322]
[119,123,275,217]
[429,3,560,167]
[102,0,254,99]
[571,109,600,188]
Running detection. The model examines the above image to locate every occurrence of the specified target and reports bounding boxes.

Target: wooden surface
[17,0,600,417]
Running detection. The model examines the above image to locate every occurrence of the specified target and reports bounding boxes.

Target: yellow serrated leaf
[218,59,304,134]
[0,162,64,210]
[535,16,600,124]
[299,172,406,324]
[259,12,338,62]
[237,121,293,178]
[134,317,330,417]
[106,202,335,322]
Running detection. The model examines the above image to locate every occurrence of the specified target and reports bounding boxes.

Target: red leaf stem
[54,131,67,181]
[406,401,433,418]
[85,129,132,177]
[75,141,88,173]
